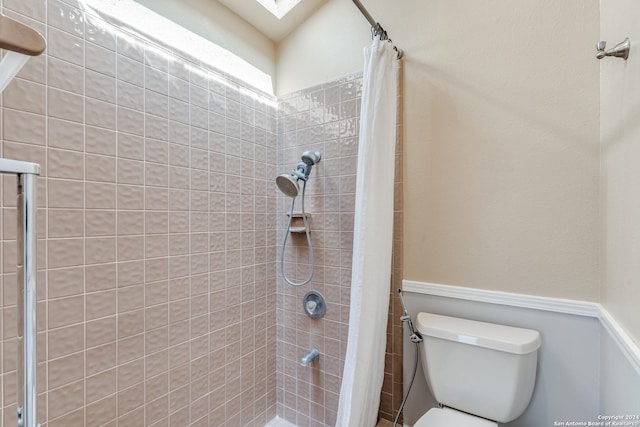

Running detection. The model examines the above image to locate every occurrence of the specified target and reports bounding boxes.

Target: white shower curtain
[336,36,399,427]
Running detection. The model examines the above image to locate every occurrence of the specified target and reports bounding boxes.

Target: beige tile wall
[275,71,403,426]
[0,1,404,426]
[275,77,360,426]
[0,0,279,426]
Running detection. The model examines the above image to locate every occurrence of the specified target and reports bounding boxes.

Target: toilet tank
[416,312,541,423]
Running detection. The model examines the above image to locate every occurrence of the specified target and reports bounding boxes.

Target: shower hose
[393,327,420,427]
[280,180,315,287]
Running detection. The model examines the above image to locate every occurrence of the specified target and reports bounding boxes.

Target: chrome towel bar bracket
[597,37,630,60]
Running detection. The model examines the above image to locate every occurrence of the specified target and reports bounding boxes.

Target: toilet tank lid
[416,312,541,355]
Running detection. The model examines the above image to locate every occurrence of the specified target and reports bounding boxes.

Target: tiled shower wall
[0,1,404,426]
[275,71,404,425]
[0,0,279,426]
[275,77,361,426]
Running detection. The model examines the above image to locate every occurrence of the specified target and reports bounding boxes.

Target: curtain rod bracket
[353,0,403,59]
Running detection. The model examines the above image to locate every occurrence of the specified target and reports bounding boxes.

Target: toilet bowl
[414,312,541,426]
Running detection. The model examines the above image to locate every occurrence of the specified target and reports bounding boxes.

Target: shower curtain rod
[351,0,403,58]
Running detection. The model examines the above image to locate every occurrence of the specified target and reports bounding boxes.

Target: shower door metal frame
[0,158,41,427]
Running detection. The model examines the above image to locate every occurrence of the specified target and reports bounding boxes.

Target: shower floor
[265,417,297,427]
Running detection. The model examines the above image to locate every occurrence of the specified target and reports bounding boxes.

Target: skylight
[254,0,302,19]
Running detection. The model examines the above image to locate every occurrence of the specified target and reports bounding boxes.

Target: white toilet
[413,312,541,426]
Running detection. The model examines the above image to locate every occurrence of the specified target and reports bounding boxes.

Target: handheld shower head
[276,173,300,198]
[276,151,322,197]
[278,151,322,287]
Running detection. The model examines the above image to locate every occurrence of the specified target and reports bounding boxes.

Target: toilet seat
[413,407,497,427]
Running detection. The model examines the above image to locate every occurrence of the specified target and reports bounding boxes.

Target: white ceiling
[217,0,330,42]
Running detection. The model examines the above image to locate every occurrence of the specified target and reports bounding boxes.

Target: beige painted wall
[275,0,370,95]
[134,0,276,81]
[601,0,640,342]
[277,0,601,300]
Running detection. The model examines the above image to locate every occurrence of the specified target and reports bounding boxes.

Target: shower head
[276,173,301,198]
[301,151,321,166]
[276,151,321,198]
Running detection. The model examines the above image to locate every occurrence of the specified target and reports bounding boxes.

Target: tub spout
[301,348,320,367]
